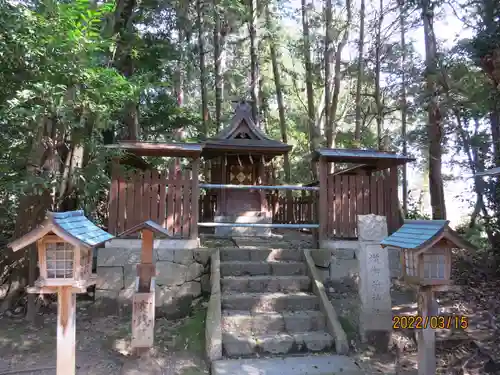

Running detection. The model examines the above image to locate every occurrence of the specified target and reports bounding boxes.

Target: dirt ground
[0,298,209,375]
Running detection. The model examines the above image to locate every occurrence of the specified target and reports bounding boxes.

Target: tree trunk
[267,3,291,186]
[422,0,446,219]
[324,0,333,147]
[249,0,260,126]
[374,0,384,150]
[214,0,223,131]
[301,0,319,179]
[353,0,365,147]
[197,0,209,138]
[113,0,139,140]
[327,0,352,150]
[399,0,408,216]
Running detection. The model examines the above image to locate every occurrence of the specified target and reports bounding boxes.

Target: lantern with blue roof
[8,211,114,291]
[380,220,475,288]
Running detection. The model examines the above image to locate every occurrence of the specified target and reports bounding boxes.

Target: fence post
[191,158,200,240]
[318,157,328,245]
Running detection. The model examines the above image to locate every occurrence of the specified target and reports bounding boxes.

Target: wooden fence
[268,192,316,224]
[324,172,400,239]
[108,161,197,238]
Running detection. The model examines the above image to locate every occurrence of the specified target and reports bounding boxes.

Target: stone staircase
[219,247,335,358]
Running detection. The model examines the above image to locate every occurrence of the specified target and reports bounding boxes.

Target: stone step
[222,331,334,357]
[221,275,311,293]
[220,248,304,262]
[222,310,326,334]
[220,260,307,277]
[212,354,365,375]
[222,292,320,312]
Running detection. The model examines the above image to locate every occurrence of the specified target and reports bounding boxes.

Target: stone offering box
[380,220,475,288]
[8,210,114,292]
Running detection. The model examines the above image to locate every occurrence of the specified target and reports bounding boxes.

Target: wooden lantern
[8,211,114,292]
[7,210,114,375]
[381,219,475,288]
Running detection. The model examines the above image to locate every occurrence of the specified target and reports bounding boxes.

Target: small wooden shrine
[7,210,114,375]
[201,100,291,235]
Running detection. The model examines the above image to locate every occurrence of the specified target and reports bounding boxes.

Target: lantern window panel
[404,250,416,276]
[423,253,446,280]
[46,242,74,279]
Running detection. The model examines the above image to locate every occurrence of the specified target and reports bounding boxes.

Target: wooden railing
[108,160,197,238]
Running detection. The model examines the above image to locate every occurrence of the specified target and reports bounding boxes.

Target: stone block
[201,274,211,293]
[194,249,211,266]
[97,247,131,267]
[222,333,257,356]
[186,262,204,281]
[258,333,294,354]
[310,249,331,267]
[177,281,202,298]
[173,249,194,265]
[357,214,388,242]
[214,214,272,237]
[155,262,187,286]
[283,311,325,333]
[96,266,124,290]
[271,262,307,276]
[329,258,359,281]
[156,248,174,262]
[105,238,200,250]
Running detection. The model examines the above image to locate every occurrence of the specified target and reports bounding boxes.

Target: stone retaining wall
[96,239,210,318]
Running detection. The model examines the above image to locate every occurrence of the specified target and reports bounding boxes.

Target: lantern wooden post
[417,286,438,375]
[57,286,77,375]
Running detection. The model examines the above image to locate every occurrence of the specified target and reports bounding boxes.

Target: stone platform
[214,211,272,237]
[212,354,365,375]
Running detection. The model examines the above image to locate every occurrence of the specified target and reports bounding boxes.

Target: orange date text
[392,315,468,330]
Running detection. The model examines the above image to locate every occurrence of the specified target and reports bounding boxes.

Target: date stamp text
[393,315,468,330]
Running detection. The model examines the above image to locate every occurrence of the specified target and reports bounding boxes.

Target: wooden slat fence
[325,171,400,239]
[108,161,196,238]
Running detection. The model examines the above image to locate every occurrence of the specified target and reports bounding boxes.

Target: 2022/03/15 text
[393,315,468,330]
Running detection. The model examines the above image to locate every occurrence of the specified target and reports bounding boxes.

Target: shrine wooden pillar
[221,154,227,215]
[258,158,266,212]
[318,156,328,244]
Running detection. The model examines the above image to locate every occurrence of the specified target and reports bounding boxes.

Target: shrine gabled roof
[105,141,203,157]
[312,148,415,167]
[8,211,114,251]
[202,101,290,156]
[380,220,476,252]
[116,220,171,238]
[475,167,500,177]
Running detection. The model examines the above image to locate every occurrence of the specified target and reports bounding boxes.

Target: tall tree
[324,0,333,146]
[399,0,408,215]
[214,0,223,131]
[374,0,384,150]
[301,0,319,178]
[266,2,291,185]
[249,0,260,125]
[353,0,365,147]
[326,0,352,149]
[197,0,209,138]
[421,0,446,219]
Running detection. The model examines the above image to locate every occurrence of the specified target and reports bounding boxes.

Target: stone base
[214,212,271,237]
[104,238,200,250]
